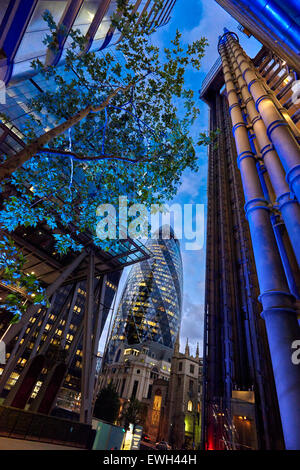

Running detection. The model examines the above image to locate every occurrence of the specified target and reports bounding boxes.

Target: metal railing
[0,405,94,448]
[200,56,222,98]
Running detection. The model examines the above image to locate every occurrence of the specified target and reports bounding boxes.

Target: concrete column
[80,250,95,424]
[228,35,300,204]
[219,36,300,449]
[226,40,300,268]
[90,275,107,408]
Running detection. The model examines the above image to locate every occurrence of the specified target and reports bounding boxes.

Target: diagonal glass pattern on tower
[106,225,183,362]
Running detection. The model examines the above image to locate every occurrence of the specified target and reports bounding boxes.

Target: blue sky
[99,0,262,356]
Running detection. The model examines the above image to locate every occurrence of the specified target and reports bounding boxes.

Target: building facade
[215,0,300,74]
[200,28,300,450]
[97,336,203,450]
[0,219,151,425]
[0,0,177,159]
[99,341,172,403]
[106,225,183,363]
[163,337,202,450]
[0,0,176,86]
[97,339,171,444]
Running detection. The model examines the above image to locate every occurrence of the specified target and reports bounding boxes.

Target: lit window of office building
[106,225,183,363]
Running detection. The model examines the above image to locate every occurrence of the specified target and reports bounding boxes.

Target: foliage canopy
[0,0,214,318]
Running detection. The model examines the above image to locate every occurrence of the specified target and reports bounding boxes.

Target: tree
[93,383,121,424]
[0,235,49,321]
[121,397,143,430]
[0,0,215,319]
[0,1,211,181]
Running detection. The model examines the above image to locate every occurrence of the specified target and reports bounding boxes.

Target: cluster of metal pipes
[218,31,300,450]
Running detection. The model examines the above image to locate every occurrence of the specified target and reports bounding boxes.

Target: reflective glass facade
[0,0,175,85]
[107,225,183,362]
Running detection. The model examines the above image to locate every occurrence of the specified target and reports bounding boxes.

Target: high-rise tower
[200,28,300,450]
[106,225,183,363]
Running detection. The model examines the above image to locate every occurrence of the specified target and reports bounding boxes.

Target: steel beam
[2,250,87,345]
[80,251,95,424]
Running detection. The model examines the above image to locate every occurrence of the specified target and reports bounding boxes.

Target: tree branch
[38,146,175,164]
[0,83,134,180]
[38,148,151,163]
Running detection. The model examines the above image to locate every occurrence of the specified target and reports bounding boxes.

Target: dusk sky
[99,0,262,356]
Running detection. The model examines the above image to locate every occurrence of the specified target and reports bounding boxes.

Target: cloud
[181,1,262,73]
[180,292,204,356]
[177,171,201,199]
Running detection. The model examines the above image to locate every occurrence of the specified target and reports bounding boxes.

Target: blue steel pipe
[225,35,300,268]
[220,37,300,449]
[271,214,300,299]
[241,0,300,53]
[284,0,300,18]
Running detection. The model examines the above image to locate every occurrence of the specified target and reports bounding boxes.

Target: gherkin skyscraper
[106,225,183,363]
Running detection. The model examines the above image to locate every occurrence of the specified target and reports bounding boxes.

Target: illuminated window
[151,390,162,426]
[187,400,193,412]
[31,381,43,399]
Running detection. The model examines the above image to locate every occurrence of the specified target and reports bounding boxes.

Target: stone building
[163,336,202,449]
[97,340,172,419]
[97,335,203,450]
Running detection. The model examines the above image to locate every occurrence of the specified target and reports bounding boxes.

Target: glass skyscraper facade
[107,225,183,362]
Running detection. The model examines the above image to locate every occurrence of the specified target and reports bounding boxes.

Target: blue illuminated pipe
[286,0,300,17]
[242,0,300,53]
[220,37,300,449]
[271,214,300,299]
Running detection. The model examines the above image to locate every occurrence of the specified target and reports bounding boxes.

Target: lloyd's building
[201,0,300,451]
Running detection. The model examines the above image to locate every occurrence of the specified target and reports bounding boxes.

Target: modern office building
[200,25,300,450]
[0,0,176,86]
[0,0,177,158]
[105,225,183,364]
[215,0,300,74]
[0,218,151,425]
[0,1,177,437]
